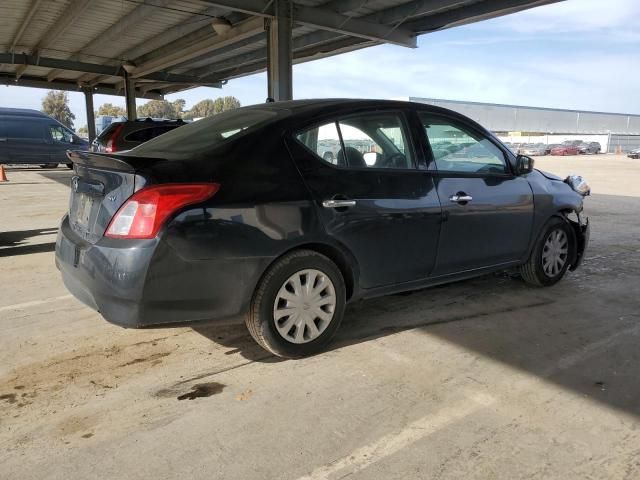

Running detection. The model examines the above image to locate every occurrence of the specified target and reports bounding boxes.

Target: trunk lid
[66,150,157,244]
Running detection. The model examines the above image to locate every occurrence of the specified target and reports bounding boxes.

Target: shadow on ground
[190,192,640,419]
[0,228,57,257]
[36,170,74,187]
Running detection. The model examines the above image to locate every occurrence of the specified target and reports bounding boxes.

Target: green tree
[41,91,75,128]
[137,99,178,119]
[184,96,241,119]
[184,99,215,119]
[78,125,88,137]
[172,99,186,118]
[96,103,126,117]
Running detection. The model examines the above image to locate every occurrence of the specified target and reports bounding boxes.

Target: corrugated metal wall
[411,97,640,135]
[608,135,640,153]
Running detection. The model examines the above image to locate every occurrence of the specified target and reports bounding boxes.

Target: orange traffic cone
[0,165,7,182]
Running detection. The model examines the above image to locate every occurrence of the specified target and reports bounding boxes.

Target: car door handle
[449,194,473,203]
[322,199,356,209]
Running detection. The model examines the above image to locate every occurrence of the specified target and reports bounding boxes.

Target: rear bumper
[55,215,269,327]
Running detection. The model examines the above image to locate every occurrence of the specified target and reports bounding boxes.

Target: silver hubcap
[542,228,569,277]
[273,269,336,344]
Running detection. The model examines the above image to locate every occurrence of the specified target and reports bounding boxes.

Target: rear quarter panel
[136,124,333,318]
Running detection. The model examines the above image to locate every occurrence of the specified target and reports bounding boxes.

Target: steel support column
[123,70,137,120]
[266,0,293,101]
[83,88,96,142]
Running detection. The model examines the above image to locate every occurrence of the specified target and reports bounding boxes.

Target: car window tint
[125,127,155,142]
[0,119,45,140]
[338,114,413,169]
[297,113,414,170]
[420,114,507,175]
[131,108,278,160]
[49,125,73,143]
[296,122,341,165]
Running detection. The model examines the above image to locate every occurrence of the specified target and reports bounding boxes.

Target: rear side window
[296,112,414,170]
[0,118,46,140]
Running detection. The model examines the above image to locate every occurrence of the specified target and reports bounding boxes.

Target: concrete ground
[1,155,639,480]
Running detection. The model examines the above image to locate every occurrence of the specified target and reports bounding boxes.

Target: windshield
[129,107,280,160]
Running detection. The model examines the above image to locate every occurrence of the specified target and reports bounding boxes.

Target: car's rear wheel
[66,163,73,169]
[246,250,346,358]
[521,217,574,287]
[40,163,58,168]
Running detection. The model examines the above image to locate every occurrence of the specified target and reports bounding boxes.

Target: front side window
[49,125,73,143]
[296,113,414,170]
[420,114,508,175]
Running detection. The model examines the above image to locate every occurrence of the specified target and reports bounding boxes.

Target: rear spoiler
[66,150,165,173]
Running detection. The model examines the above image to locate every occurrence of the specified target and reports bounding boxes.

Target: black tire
[66,163,73,169]
[520,217,574,287]
[40,163,58,168]
[246,250,346,358]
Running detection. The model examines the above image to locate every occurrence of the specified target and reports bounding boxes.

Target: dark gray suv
[0,108,88,168]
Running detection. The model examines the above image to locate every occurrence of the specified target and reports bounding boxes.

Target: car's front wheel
[246,250,346,358]
[521,217,574,287]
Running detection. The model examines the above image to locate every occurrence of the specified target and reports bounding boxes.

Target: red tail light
[105,183,220,239]
[105,123,125,153]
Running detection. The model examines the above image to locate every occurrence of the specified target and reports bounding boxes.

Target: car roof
[0,107,49,118]
[235,99,495,131]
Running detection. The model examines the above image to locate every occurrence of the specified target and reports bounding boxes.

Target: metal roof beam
[0,54,222,87]
[32,0,96,54]
[0,75,164,100]
[200,1,416,47]
[293,5,416,47]
[185,1,470,79]
[198,0,274,16]
[131,17,266,78]
[188,30,339,79]
[404,0,562,33]
[186,0,554,82]
[9,0,44,53]
[165,36,372,92]
[75,7,244,86]
[47,0,177,82]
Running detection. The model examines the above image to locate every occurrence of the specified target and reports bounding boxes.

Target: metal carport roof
[1,0,562,100]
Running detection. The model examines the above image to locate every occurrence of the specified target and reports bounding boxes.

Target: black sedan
[56,99,590,358]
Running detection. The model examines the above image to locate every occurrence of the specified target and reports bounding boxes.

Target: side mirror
[516,154,535,175]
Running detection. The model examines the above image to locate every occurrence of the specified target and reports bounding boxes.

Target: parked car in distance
[91,118,186,153]
[0,108,88,168]
[578,142,601,154]
[551,145,581,156]
[56,99,590,358]
[628,148,640,159]
[519,143,548,156]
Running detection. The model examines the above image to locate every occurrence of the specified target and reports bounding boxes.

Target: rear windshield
[124,125,179,142]
[128,108,280,160]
